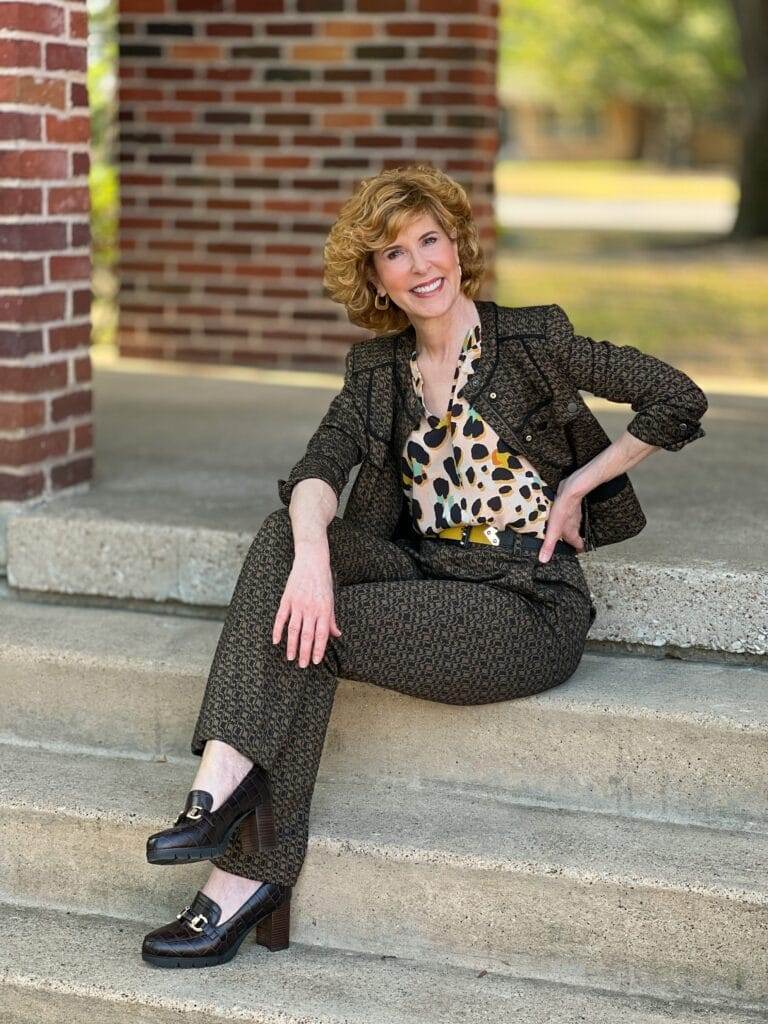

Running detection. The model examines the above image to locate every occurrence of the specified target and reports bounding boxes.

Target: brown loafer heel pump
[142,882,291,969]
[146,763,276,865]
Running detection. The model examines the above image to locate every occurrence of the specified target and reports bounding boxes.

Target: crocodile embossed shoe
[146,763,276,865]
[141,882,291,968]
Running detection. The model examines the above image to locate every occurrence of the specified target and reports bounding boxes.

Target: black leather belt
[424,522,578,557]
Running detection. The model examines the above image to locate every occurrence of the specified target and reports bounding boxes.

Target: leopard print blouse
[401,321,557,539]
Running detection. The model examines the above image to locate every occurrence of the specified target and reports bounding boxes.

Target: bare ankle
[192,739,254,811]
[202,866,264,922]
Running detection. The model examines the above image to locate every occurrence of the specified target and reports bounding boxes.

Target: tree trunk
[730,0,768,238]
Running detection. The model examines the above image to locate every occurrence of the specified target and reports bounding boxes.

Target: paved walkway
[496,195,735,233]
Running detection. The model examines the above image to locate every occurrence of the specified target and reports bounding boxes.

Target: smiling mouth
[410,277,444,295]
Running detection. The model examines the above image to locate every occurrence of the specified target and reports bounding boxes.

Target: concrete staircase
[0,560,766,1021]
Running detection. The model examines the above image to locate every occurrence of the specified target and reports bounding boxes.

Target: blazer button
[567,400,579,412]
[489,391,496,399]
[524,433,533,442]
[679,422,687,429]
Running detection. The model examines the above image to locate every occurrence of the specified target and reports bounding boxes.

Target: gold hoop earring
[374,292,390,310]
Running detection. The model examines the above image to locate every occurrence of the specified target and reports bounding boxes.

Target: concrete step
[6,504,765,654]
[1,904,758,1024]
[1,743,765,1009]
[2,596,766,830]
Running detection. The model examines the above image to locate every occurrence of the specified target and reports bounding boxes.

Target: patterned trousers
[190,505,597,887]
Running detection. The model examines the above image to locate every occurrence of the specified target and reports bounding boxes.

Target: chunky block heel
[240,800,277,853]
[255,891,291,951]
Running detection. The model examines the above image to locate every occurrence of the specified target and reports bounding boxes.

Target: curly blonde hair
[323,162,487,335]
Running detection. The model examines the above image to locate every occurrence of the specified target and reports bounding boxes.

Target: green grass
[493,159,764,380]
[496,233,768,378]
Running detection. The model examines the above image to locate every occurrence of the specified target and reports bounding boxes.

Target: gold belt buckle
[185,805,204,820]
[483,525,500,546]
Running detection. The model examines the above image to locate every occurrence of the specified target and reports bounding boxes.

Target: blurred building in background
[498,74,740,167]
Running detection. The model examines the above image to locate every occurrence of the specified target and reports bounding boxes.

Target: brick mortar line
[120,150,497,163]
[0,31,87,43]
[118,112,493,122]
[0,142,90,149]
[0,209,89,215]
[0,293,90,299]
[118,59,496,72]
[116,179,473,188]
[0,460,92,476]
[0,429,92,445]
[117,12,495,19]
[118,95,494,105]
[118,124,499,135]
[0,106,88,113]
[0,310,91,319]
[117,80,495,93]
[0,183,89,189]
[0,63,85,75]
[0,252,90,259]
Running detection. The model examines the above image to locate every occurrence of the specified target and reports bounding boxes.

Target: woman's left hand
[538,478,585,561]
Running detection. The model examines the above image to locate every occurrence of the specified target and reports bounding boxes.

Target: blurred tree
[730,0,768,238]
[86,0,118,344]
[87,0,117,269]
[500,0,743,164]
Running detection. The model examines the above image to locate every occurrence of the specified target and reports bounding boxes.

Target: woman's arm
[560,429,659,502]
[272,347,367,667]
[276,344,367,510]
[273,477,342,669]
[288,477,338,546]
[537,304,708,561]
[544,303,708,452]
[539,430,659,562]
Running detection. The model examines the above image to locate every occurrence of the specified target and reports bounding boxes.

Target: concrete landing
[2,356,765,653]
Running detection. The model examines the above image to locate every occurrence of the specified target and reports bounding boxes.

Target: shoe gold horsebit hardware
[185,804,205,820]
[176,908,208,933]
[483,525,500,546]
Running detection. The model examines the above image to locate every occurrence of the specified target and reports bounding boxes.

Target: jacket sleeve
[544,303,708,452]
[276,344,367,508]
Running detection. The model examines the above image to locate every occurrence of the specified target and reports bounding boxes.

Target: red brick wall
[117,0,499,370]
[0,0,93,501]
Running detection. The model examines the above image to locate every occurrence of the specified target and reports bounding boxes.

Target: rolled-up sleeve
[277,345,367,507]
[544,303,708,452]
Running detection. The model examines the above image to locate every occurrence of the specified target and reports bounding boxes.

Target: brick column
[0,0,93,510]
[118,0,499,370]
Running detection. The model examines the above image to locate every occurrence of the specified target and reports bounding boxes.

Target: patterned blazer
[277,300,708,551]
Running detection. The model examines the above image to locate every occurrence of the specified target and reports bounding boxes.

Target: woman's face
[367,212,461,323]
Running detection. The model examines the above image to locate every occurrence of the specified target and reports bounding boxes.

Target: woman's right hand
[272,546,342,669]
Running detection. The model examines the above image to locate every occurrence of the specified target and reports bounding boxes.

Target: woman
[141,164,708,969]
